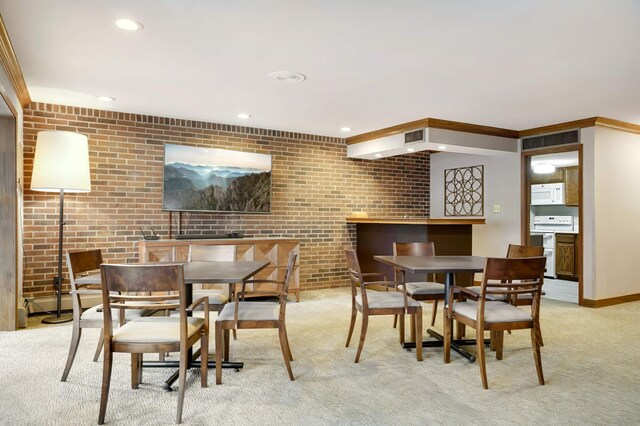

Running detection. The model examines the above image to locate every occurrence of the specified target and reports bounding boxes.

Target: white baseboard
[27,294,102,314]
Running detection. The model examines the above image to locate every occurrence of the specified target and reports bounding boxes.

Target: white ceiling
[2,0,640,137]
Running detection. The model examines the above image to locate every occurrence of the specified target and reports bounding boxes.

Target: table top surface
[75,260,270,285]
[374,255,486,274]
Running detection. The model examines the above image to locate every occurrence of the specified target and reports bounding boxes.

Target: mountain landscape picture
[163,144,271,213]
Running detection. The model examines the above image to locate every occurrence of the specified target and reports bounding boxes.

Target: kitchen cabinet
[530,168,564,184]
[556,233,578,281]
[564,166,579,206]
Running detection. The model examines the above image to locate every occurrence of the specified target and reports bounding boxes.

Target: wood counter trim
[582,292,640,308]
[346,117,519,145]
[0,16,30,107]
[346,217,486,225]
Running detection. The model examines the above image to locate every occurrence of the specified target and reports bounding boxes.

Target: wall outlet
[493,204,501,213]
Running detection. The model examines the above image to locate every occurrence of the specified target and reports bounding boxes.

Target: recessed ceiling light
[407,148,415,152]
[115,19,143,31]
[97,96,115,102]
[237,113,251,119]
[375,153,382,158]
[340,127,352,132]
[438,145,447,150]
[269,71,307,82]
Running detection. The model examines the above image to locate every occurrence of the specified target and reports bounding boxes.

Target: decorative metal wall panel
[444,165,484,216]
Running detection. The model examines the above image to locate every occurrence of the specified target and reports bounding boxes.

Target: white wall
[429,151,521,257]
[591,126,640,299]
[581,127,596,300]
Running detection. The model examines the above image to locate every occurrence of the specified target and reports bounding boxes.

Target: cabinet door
[564,166,579,206]
[530,168,564,184]
[556,234,576,280]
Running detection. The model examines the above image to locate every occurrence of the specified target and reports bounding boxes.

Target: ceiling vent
[522,130,579,151]
[404,129,424,144]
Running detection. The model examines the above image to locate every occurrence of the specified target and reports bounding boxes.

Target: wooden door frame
[521,143,584,306]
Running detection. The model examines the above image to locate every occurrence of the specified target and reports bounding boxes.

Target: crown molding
[0,15,30,107]
[346,117,518,145]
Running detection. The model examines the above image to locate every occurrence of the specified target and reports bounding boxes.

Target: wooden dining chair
[393,242,445,330]
[444,256,546,389]
[188,244,237,339]
[215,251,298,385]
[61,249,152,382]
[98,263,209,424]
[344,248,423,363]
[462,244,545,345]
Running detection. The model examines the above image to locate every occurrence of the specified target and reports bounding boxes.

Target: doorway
[521,144,583,305]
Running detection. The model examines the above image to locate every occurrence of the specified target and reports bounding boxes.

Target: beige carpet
[1,288,639,425]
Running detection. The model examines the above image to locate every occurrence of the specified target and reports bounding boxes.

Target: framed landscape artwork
[162,143,271,213]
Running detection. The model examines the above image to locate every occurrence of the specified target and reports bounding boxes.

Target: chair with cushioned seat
[188,244,237,339]
[392,242,447,336]
[444,256,546,389]
[344,248,423,363]
[215,251,297,384]
[61,249,153,382]
[98,263,209,424]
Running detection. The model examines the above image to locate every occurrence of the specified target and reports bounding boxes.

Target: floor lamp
[31,131,91,324]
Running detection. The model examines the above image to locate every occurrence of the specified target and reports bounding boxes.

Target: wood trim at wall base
[346,117,519,145]
[582,293,640,308]
[0,16,30,107]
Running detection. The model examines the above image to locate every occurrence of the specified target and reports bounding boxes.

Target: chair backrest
[393,241,435,256]
[100,264,186,332]
[66,249,104,314]
[278,251,298,319]
[479,257,546,315]
[506,244,544,258]
[344,248,365,300]
[188,245,236,262]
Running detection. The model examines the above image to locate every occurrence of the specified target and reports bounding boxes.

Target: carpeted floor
[1,288,639,425]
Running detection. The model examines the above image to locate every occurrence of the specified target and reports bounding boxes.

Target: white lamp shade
[31,131,92,193]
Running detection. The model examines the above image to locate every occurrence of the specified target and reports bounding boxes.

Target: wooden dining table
[374,255,487,362]
[75,259,270,389]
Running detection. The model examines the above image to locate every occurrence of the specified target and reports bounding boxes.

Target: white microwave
[531,183,565,205]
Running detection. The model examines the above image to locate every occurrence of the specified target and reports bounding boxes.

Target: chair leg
[431,300,438,326]
[200,331,208,388]
[223,329,230,362]
[443,310,451,364]
[477,327,489,389]
[393,314,398,329]
[93,332,104,362]
[495,331,504,360]
[278,325,295,381]
[61,324,82,382]
[456,323,466,340]
[490,330,496,351]
[215,323,223,385]
[131,353,139,389]
[399,314,405,345]
[98,347,113,425]
[176,347,188,424]
[345,306,357,347]
[536,318,544,347]
[283,326,294,361]
[354,313,368,363]
[232,329,237,340]
[415,310,423,361]
[531,327,545,385]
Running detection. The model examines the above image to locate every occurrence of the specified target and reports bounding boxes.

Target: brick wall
[22,102,430,299]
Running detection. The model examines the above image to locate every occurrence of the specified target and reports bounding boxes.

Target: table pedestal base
[402,328,490,363]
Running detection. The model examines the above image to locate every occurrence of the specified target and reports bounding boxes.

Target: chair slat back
[482,257,546,295]
[67,249,103,283]
[393,242,435,256]
[344,248,364,287]
[282,251,298,295]
[506,244,544,258]
[189,245,236,262]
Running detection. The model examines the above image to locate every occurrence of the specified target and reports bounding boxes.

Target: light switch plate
[493,204,501,213]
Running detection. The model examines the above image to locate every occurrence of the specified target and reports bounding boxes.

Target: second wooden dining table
[374,255,487,362]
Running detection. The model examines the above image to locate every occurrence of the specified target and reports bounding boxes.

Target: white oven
[531,183,565,205]
[530,216,574,278]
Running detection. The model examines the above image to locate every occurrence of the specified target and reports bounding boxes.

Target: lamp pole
[42,189,72,323]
